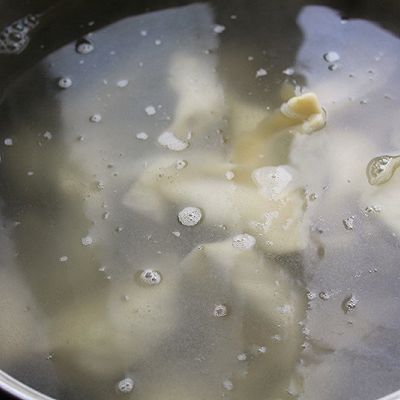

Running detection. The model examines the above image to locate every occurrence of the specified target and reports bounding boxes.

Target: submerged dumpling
[49,256,180,381]
[123,154,308,253]
[174,240,305,400]
[232,92,325,169]
[123,93,325,253]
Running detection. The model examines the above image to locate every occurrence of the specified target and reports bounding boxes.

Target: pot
[0,1,400,399]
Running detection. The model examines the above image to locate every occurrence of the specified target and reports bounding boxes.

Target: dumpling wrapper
[123,155,308,253]
[174,240,305,400]
[232,92,325,169]
[49,255,180,380]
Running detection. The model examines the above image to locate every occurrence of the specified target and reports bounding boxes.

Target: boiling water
[0,1,400,400]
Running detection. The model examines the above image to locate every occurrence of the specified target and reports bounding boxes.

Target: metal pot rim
[1,369,400,400]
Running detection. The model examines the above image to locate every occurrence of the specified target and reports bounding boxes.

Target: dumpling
[123,154,308,253]
[176,240,305,400]
[49,255,180,381]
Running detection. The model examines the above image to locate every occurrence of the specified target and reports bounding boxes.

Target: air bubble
[117,79,129,88]
[175,160,188,170]
[213,24,226,33]
[145,105,156,116]
[222,379,233,391]
[225,171,235,180]
[308,193,318,201]
[232,233,256,250]
[319,291,331,300]
[81,235,93,246]
[306,291,317,300]
[256,68,267,78]
[75,37,94,54]
[283,67,295,76]
[140,269,162,286]
[213,304,228,317]
[178,207,202,226]
[43,131,52,140]
[366,155,400,185]
[90,114,102,123]
[116,377,135,394]
[58,77,72,89]
[158,131,188,151]
[343,216,355,230]
[136,132,148,140]
[323,51,340,63]
[96,181,104,190]
[257,346,267,354]
[342,295,358,313]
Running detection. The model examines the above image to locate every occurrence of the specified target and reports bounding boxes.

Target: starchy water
[0,2,400,400]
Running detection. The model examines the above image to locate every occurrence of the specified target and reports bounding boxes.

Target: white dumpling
[177,240,305,399]
[49,256,180,380]
[164,52,226,141]
[232,92,326,168]
[123,154,308,253]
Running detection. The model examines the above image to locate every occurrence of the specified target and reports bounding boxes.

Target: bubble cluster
[116,377,135,394]
[342,295,359,313]
[145,105,156,116]
[232,233,256,250]
[140,269,162,286]
[319,291,331,300]
[178,207,202,226]
[306,291,317,300]
[75,37,94,55]
[158,131,188,151]
[257,346,267,354]
[343,216,355,231]
[366,155,400,185]
[365,204,382,214]
[213,304,228,317]
[81,235,93,246]
[0,14,39,55]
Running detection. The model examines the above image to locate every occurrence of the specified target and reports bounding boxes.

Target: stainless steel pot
[0,1,399,399]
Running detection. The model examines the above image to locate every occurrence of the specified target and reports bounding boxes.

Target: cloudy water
[0,1,400,400]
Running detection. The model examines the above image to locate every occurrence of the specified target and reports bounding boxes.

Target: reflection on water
[0,1,399,400]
